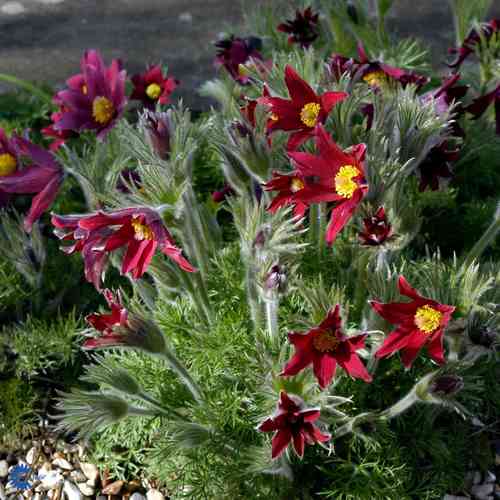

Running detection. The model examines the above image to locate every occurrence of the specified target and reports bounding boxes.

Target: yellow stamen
[290,177,304,192]
[92,96,115,125]
[131,218,154,241]
[146,83,162,100]
[334,165,360,199]
[238,63,250,77]
[82,84,88,95]
[300,102,321,127]
[414,305,442,334]
[363,70,388,88]
[313,330,340,352]
[270,113,279,121]
[0,153,17,176]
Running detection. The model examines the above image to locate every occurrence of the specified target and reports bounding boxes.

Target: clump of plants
[1,0,499,498]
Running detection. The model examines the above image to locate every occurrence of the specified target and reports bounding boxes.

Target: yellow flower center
[334,165,360,198]
[290,177,304,193]
[313,330,340,352]
[270,113,279,121]
[300,102,321,127]
[82,84,88,95]
[414,305,443,334]
[146,83,162,100]
[0,153,17,176]
[363,70,388,88]
[131,218,154,241]
[92,96,115,125]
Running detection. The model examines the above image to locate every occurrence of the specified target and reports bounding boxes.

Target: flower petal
[271,428,292,459]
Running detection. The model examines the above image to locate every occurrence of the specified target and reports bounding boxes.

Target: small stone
[79,463,99,483]
[52,452,64,460]
[0,460,8,478]
[146,490,165,500]
[76,445,85,460]
[76,482,94,496]
[484,470,496,483]
[52,458,72,471]
[0,483,5,500]
[38,461,52,477]
[26,447,37,466]
[40,470,64,490]
[69,470,86,483]
[130,493,146,500]
[63,480,82,500]
[102,480,124,495]
[471,483,494,500]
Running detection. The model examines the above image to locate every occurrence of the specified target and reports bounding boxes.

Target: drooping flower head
[277,7,320,48]
[421,74,469,118]
[286,125,368,244]
[131,64,178,109]
[257,391,330,459]
[466,83,500,135]
[214,35,263,84]
[0,131,64,231]
[258,65,347,150]
[448,19,500,70]
[359,206,392,246]
[418,141,459,192]
[53,49,127,140]
[281,305,372,389]
[52,207,195,289]
[139,109,172,160]
[371,276,455,368]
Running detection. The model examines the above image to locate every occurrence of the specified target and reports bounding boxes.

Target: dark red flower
[263,171,310,218]
[85,289,129,349]
[131,65,178,110]
[212,184,235,203]
[277,7,320,48]
[0,131,64,231]
[42,107,78,151]
[214,35,263,84]
[418,141,459,192]
[258,65,347,150]
[466,83,500,135]
[359,206,392,246]
[257,391,330,459]
[286,125,368,245]
[371,276,455,368]
[281,305,372,389]
[53,49,127,140]
[52,207,195,288]
[139,109,172,160]
[448,19,500,69]
[329,54,355,81]
[116,169,142,194]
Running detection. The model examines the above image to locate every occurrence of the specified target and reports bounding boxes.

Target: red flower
[42,108,78,151]
[257,391,330,459]
[359,206,392,246]
[277,7,320,48]
[52,207,195,288]
[0,131,64,232]
[212,184,235,203]
[371,276,455,368]
[466,83,500,136]
[84,289,129,349]
[263,171,310,217]
[287,125,368,245]
[258,65,347,150]
[418,141,459,192]
[131,65,178,110]
[281,305,372,389]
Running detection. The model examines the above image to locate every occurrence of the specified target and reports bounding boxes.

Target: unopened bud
[429,374,464,397]
[264,264,288,294]
[114,316,167,355]
[139,110,171,160]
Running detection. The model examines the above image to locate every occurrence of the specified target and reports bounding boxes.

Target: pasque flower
[131,64,178,109]
[359,206,392,246]
[53,49,127,140]
[257,391,330,459]
[277,7,320,48]
[0,131,64,231]
[281,305,372,389]
[371,276,455,368]
[466,83,500,135]
[52,207,194,288]
[42,106,79,151]
[448,19,500,69]
[263,170,310,217]
[285,125,368,244]
[418,141,459,192]
[214,35,263,84]
[139,109,171,159]
[258,65,347,150]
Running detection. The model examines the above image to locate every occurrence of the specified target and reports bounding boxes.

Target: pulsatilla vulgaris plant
[1,1,493,498]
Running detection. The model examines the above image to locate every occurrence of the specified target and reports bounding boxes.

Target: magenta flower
[53,49,127,140]
[131,65,178,109]
[52,207,195,289]
[0,130,64,231]
[257,391,330,459]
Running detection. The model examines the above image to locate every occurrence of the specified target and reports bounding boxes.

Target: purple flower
[277,7,320,48]
[53,49,127,140]
[418,141,459,192]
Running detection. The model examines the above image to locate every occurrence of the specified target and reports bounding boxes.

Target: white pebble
[130,494,146,500]
[63,480,83,500]
[471,482,494,499]
[1,2,25,15]
[484,470,496,483]
[40,470,63,490]
[52,458,72,471]
[76,482,94,496]
[26,447,37,465]
[146,490,165,500]
[79,462,98,483]
[0,460,8,478]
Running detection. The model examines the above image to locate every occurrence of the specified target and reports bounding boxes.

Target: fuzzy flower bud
[139,109,171,160]
[429,374,464,397]
[264,264,288,294]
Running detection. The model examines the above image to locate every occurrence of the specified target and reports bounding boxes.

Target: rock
[79,463,98,483]
[52,458,72,471]
[76,482,94,496]
[130,493,146,500]
[69,471,86,483]
[0,460,8,478]
[40,470,64,490]
[484,470,496,483]
[146,490,165,500]
[63,480,82,500]
[26,447,38,466]
[102,480,124,495]
[471,483,494,500]
[0,483,5,500]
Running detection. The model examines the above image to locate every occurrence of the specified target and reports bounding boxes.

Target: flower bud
[429,374,464,397]
[114,316,167,355]
[264,264,288,294]
[139,109,171,160]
